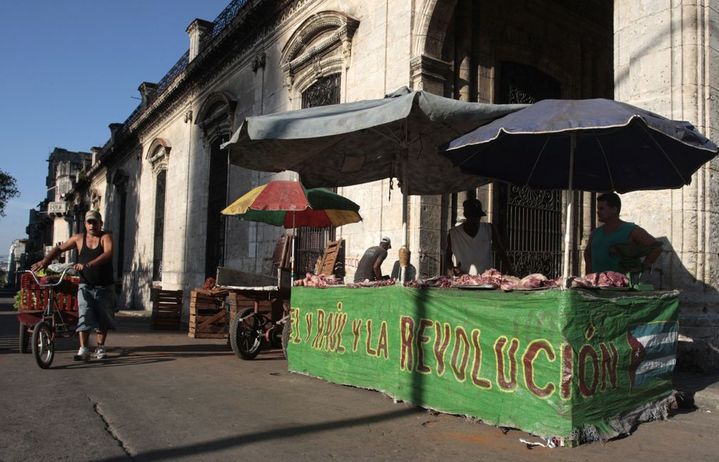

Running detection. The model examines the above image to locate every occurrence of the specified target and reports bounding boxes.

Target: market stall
[286,284,679,446]
[222,93,716,445]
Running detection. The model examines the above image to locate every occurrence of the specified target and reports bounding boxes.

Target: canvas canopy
[223,87,526,195]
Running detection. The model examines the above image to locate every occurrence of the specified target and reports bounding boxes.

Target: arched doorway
[415,0,613,277]
[196,92,236,279]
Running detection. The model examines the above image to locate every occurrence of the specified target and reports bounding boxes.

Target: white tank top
[449,222,493,275]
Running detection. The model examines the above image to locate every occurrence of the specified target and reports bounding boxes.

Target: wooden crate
[315,239,345,277]
[226,292,284,324]
[188,290,227,339]
[151,288,183,330]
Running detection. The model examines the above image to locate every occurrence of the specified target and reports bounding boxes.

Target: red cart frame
[17,272,79,354]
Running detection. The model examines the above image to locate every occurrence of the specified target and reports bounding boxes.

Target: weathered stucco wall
[615,0,719,364]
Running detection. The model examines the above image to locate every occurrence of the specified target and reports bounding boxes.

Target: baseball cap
[85,210,102,222]
[380,236,392,248]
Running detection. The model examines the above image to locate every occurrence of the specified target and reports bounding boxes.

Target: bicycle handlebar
[24,267,73,288]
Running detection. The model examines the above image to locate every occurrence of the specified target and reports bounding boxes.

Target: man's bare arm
[446,234,460,275]
[583,235,593,274]
[31,234,81,271]
[372,253,386,279]
[630,227,661,268]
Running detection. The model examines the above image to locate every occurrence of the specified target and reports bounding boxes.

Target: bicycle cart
[17,266,79,368]
[215,266,291,360]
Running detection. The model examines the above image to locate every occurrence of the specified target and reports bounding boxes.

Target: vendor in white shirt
[445,198,513,276]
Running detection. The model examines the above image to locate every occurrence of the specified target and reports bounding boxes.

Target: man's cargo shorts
[76,284,118,332]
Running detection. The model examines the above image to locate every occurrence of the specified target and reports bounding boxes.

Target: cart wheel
[230,308,262,360]
[281,319,290,359]
[19,323,30,354]
[31,321,55,369]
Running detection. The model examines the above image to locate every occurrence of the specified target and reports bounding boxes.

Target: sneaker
[73,347,91,361]
[94,346,106,360]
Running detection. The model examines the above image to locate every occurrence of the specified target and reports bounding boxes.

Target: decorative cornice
[98,0,328,174]
[410,54,452,83]
[280,10,360,91]
[126,0,310,137]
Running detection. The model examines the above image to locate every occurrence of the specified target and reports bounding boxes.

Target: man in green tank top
[583,193,661,274]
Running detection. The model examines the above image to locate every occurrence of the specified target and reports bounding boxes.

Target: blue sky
[0,0,230,257]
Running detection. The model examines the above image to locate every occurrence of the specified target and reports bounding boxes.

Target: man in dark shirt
[31,210,116,361]
[354,237,391,282]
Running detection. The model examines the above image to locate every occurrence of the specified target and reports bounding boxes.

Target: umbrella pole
[400,134,409,284]
[290,212,296,284]
[562,134,576,288]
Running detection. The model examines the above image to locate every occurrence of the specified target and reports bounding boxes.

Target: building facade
[24,147,92,271]
[6,240,27,288]
[38,0,719,366]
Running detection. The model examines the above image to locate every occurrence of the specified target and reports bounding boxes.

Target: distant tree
[0,169,20,217]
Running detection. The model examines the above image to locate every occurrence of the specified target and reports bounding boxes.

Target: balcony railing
[123,0,251,128]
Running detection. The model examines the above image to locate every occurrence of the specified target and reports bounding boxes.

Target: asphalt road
[2,289,719,462]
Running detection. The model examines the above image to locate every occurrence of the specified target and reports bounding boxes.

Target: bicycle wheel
[19,323,30,354]
[229,308,263,360]
[31,321,55,369]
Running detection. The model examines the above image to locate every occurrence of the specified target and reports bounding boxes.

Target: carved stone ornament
[195,91,237,142]
[146,138,172,173]
[90,189,102,211]
[251,52,267,73]
[281,11,359,94]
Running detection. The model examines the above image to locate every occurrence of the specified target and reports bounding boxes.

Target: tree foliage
[0,169,20,217]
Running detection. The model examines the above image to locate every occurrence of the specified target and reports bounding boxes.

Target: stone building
[6,239,27,288]
[25,147,93,267]
[43,0,718,363]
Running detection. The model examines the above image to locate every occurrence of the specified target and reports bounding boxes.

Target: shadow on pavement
[51,343,235,369]
[96,406,423,462]
[121,343,233,356]
[673,370,719,411]
[50,355,176,370]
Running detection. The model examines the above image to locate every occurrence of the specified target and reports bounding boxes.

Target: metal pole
[562,134,576,287]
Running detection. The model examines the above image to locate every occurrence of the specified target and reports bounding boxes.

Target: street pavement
[2,288,719,462]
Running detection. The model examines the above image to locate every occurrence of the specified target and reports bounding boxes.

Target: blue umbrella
[442,98,717,193]
[442,98,718,281]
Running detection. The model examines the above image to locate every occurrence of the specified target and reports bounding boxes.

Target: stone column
[410,1,455,278]
[615,0,719,362]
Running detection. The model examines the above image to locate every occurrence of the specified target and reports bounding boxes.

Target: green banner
[287,286,679,445]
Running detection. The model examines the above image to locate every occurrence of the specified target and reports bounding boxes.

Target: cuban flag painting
[627,321,679,389]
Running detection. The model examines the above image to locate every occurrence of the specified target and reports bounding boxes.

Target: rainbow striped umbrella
[221,180,362,228]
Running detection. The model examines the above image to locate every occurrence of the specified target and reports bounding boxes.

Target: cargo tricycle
[215,266,291,360]
[17,265,79,369]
